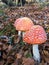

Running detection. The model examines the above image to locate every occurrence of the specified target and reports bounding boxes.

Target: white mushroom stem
[18,31,25,37]
[18,31,21,36]
[22,32,25,37]
[18,31,26,39]
[18,31,26,44]
[32,44,40,62]
[22,32,26,44]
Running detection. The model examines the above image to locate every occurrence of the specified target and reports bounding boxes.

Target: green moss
[0,10,4,16]
[20,41,25,45]
[25,53,32,58]
[0,23,16,36]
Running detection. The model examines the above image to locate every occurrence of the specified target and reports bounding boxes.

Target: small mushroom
[14,17,34,37]
[23,25,47,62]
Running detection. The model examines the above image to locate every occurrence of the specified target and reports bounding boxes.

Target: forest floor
[0,4,49,65]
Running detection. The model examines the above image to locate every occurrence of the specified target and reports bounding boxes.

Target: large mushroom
[23,25,47,62]
[14,17,34,37]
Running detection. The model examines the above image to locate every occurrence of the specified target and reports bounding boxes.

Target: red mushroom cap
[14,17,34,31]
[23,25,47,44]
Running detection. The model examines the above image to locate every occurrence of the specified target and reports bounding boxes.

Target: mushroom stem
[18,31,21,36]
[32,44,40,62]
[22,32,25,37]
[22,32,26,44]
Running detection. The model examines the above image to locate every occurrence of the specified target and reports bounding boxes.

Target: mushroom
[23,25,47,62]
[14,17,34,37]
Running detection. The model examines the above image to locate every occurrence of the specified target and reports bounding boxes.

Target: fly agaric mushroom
[23,25,47,62]
[14,17,34,37]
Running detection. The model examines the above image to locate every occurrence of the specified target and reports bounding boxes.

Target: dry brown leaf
[22,57,34,65]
